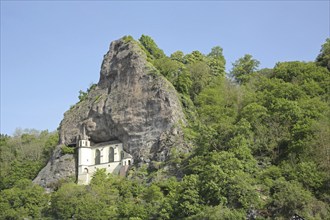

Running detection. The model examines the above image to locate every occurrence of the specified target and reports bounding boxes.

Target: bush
[61,145,75,154]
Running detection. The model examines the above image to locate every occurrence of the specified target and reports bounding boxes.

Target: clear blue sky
[1,1,329,135]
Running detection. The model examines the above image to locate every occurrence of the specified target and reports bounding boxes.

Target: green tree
[51,181,119,220]
[184,51,205,64]
[309,119,330,173]
[284,161,325,192]
[0,179,49,220]
[154,57,192,95]
[188,205,246,220]
[207,46,226,76]
[188,61,211,100]
[230,54,260,84]
[272,61,330,100]
[176,175,202,217]
[78,90,88,102]
[170,50,185,63]
[273,61,329,84]
[316,38,330,70]
[191,151,259,209]
[0,130,58,190]
[196,77,240,128]
[139,35,166,60]
[268,178,327,219]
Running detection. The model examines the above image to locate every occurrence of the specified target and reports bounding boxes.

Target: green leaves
[230,54,260,84]
[0,130,59,190]
[269,179,314,219]
[51,174,121,220]
[176,175,202,217]
[154,57,192,95]
[188,61,211,99]
[139,35,166,60]
[316,38,330,71]
[185,40,330,219]
[207,46,226,76]
[0,179,49,220]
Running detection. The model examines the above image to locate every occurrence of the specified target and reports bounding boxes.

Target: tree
[188,61,211,100]
[0,130,58,190]
[196,77,240,128]
[139,35,166,60]
[184,51,205,64]
[0,179,49,219]
[188,205,246,220]
[316,38,330,71]
[51,181,119,220]
[176,175,202,217]
[273,61,329,84]
[191,151,259,209]
[207,46,226,76]
[268,179,320,219]
[154,57,192,95]
[230,54,260,84]
[272,61,330,99]
[170,50,185,63]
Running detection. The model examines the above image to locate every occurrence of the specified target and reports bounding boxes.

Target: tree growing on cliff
[139,35,166,60]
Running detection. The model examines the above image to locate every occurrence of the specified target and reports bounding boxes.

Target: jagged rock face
[59,38,185,161]
[33,146,75,191]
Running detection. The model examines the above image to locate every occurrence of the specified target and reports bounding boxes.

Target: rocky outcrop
[59,37,186,162]
[33,145,75,192]
[34,37,187,188]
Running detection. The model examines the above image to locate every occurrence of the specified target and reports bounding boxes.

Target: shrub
[61,145,75,154]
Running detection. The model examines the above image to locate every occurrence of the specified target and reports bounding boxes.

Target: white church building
[76,130,133,185]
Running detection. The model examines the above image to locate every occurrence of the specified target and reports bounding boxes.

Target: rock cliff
[59,37,186,161]
[35,37,187,188]
[33,145,76,191]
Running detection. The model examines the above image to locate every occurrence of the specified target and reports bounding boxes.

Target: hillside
[0,36,329,220]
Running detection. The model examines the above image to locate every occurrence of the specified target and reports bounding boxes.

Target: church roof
[92,140,122,148]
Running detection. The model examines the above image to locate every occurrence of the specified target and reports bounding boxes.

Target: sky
[1,1,329,135]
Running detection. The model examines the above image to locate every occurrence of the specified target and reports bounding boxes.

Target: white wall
[78,147,93,166]
[77,142,127,185]
[77,162,122,185]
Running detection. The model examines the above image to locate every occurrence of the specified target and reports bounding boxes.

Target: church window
[95,149,101,165]
[109,147,114,162]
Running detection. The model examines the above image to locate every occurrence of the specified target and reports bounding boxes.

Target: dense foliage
[1,36,329,219]
[0,129,58,191]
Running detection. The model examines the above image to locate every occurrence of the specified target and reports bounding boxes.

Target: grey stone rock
[59,37,186,161]
[34,37,187,189]
[33,145,75,191]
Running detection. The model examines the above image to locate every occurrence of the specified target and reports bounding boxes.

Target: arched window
[120,151,124,160]
[109,147,114,162]
[84,168,89,173]
[128,160,131,165]
[95,149,101,165]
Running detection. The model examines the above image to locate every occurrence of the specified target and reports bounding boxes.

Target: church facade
[76,132,133,185]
